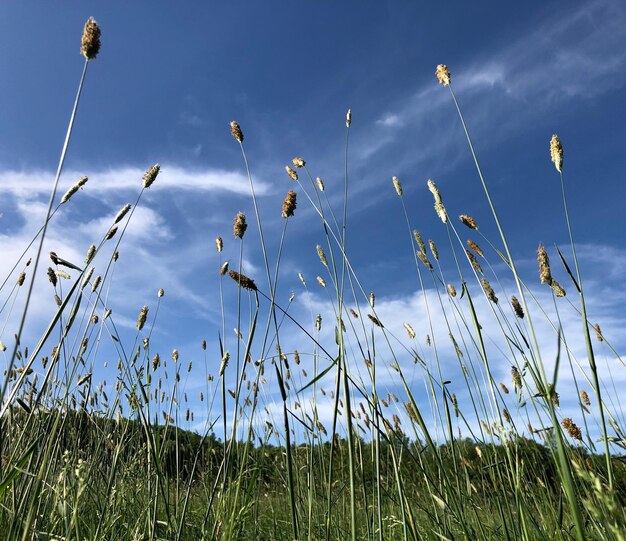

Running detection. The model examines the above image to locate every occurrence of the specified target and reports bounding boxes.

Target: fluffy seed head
[137,305,149,331]
[459,214,478,230]
[580,390,591,406]
[61,176,88,204]
[142,164,160,189]
[369,291,375,308]
[447,284,457,297]
[80,18,101,60]
[215,236,223,253]
[230,121,244,143]
[47,267,58,287]
[292,157,305,168]
[316,245,328,267]
[413,230,426,254]
[158,288,164,298]
[392,176,403,196]
[427,179,447,223]
[561,418,582,441]
[285,165,298,181]
[550,280,566,297]
[233,212,248,239]
[511,366,522,389]
[228,270,257,291]
[282,190,297,218]
[435,64,451,86]
[537,244,552,284]
[550,134,563,173]
[403,322,416,339]
[511,296,524,319]
[467,239,484,257]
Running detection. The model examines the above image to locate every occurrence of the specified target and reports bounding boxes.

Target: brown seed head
[230,121,244,143]
[413,230,426,254]
[114,203,131,224]
[459,214,478,230]
[500,383,510,394]
[511,366,522,389]
[580,390,591,406]
[47,267,57,287]
[215,236,223,253]
[537,244,552,284]
[417,251,433,270]
[511,296,524,319]
[429,240,439,261]
[285,165,298,181]
[467,239,484,257]
[106,226,118,240]
[550,279,566,297]
[550,134,563,173]
[282,190,297,218]
[228,270,257,291]
[80,18,101,60]
[465,250,483,274]
[561,418,582,441]
[137,305,149,331]
[142,164,160,189]
[220,262,229,276]
[233,212,248,239]
[435,64,451,86]
[292,157,305,168]
[447,283,457,297]
[17,272,26,286]
[594,323,603,342]
[368,314,384,328]
[481,278,498,303]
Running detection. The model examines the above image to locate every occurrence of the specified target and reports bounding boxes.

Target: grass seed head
[550,279,566,297]
[230,121,244,143]
[137,305,149,331]
[228,270,257,291]
[17,272,25,286]
[282,190,297,218]
[316,276,326,287]
[61,176,88,204]
[580,390,591,406]
[114,203,131,224]
[561,418,582,441]
[316,177,325,191]
[80,18,101,60]
[368,314,383,328]
[550,134,563,173]
[459,214,478,230]
[447,283,457,297]
[429,239,439,260]
[392,176,403,196]
[427,179,447,223]
[346,109,352,127]
[594,323,603,342]
[467,239,484,257]
[435,64,451,86]
[285,165,298,181]
[220,262,229,275]
[481,278,498,303]
[316,245,328,267]
[143,164,160,189]
[413,229,426,254]
[511,296,524,318]
[158,288,164,298]
[466,250,483,274]
[511,366,522,389]
[106,225,118,240]
[537,244,552,284]
[215,236,223,252]
[403,322,416,339]
[292,157,305,168]
[85,244,96,264]
[233,212,248,238]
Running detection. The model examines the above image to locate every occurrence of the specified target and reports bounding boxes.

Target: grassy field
[1,18,625,541]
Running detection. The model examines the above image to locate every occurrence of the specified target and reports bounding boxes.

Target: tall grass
[0,23,625,541]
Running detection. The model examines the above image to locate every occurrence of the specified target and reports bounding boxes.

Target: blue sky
[1,1,625,443]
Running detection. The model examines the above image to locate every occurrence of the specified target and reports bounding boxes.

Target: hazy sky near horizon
[1,1,625,442]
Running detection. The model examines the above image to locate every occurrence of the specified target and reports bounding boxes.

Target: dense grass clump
[1,20,625,541]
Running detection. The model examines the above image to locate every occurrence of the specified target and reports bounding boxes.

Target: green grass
[1,22,626,541]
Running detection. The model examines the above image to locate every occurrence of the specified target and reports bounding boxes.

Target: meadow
[1,17,625,541]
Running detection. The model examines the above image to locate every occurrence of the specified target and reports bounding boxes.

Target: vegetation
[1,18,625,541]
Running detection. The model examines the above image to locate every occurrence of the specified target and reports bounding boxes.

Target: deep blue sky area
[0,1,624,437]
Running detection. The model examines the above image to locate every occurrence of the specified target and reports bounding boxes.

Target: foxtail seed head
[230,121,244,143]
[459,214,478,230]
[143,164,160,189]
[228,270,257,291]
[346,109,352,128]
[427,179,447,223]
[292,157,305,168]
[282,190,297,218]
[316,177,325,192]
[215,236,223,253]
[61,176,88,204]
[550,134,563,173]
[285,165,298,181]
[392,176,403,196]
[511,296,524,319]
[537,244,552,284]
[80,18,101,60]
[316,245,328,267]
[233,212,247,239]
[137,305,149,331]
[435,64,451,86]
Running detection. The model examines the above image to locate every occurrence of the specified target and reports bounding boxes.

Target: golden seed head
[142,164,160,189]
[428,240,439,261]
[450,332,463,357]
[481,278,498,304]
[61,176,88,204]
[413,230,426,254]
[580,390,591,406]
[292,157,305,168]
[316,177,325,192]
[219,352,230,376]
[172,349,179,362]
[297,272,306,286]
[447,284,457,297]
[392,176,403,196]
[403,322,416,339]
[137,305,149,331]
[230,121,244,143]
[17,272,26,286]
[346,109,352,128]
[511,366,522,389]
[81,266,94,289]
[550,134,563,173]
[500,383,510,394]
[158,288,164,298]
[233,212,248,239]
[467,239,484,257]
[465,250,483,274]
[459,214,478,230]
[215,236,223,253]
[435,64,451,86]
[550,279,566,297]
[220,262,229,276]
[285,165,298,181]
[417,251,433,270]
[537,244,552,284]
[427,179,447,223]
[114,203,132,224]
[369,291,375,308]
[316,245,328,267]
[511,296,524,319]
[561,418,582,441]
[316,276,326,287]
[282,190,297,218]
[105,226,118,240]
[80,17,101,60]
[91,275,102,293]
[228,270,257,291]
[594,323,603,342]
